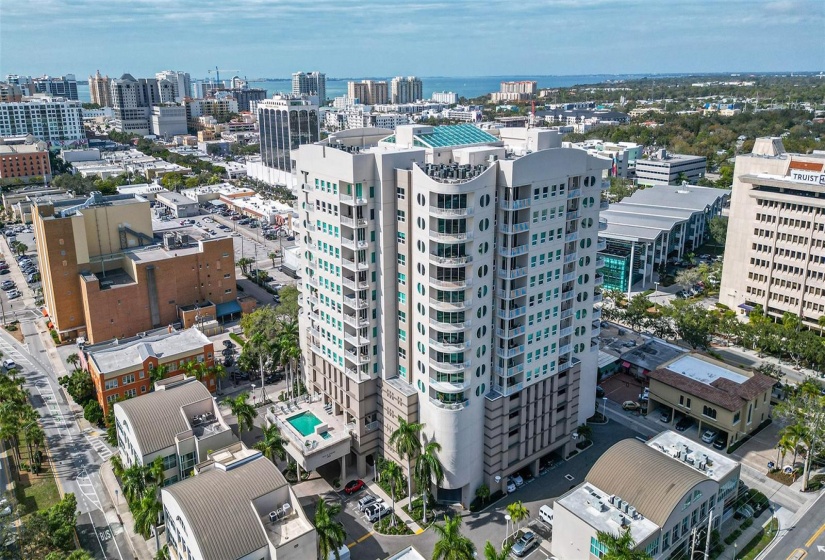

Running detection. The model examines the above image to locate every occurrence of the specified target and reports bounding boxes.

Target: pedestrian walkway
[719,508,776,560]
[99,458,154,560]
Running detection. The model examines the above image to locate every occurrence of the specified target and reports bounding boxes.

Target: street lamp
[251,384,256,405]
[504,513,511,544]
[733,542,737,560]
[601,397,608,420]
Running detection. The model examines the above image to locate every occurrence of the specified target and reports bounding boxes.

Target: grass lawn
[14,471,61,518]
[740,518,778,560]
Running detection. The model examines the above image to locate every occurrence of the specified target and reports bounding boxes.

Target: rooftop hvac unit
[699,462,707,471]
[622,502,630,514]
[628,506,637,519]
[609,495,617,506]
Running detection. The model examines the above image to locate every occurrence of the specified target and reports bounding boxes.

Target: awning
[215,300,242,318]
[209,199,226,207]
[622,361,631,368]
[737,303,755,311]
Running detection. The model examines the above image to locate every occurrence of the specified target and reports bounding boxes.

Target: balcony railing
[565,231,578,243]
[430,230,472,242]
[499,245,528,257]
[428,396,469,411]
[340,193,367,205]
[561,289,574,301]
[500,199,530,210]
[562,271,577,283]
[429,339,471,352]
[342,277,369,290]
[559,326,573,338]
[496,287,527,299]
[430,318,471,331]
[558,344,572,355]
[597,239,607,251]
[430,278,471,289]
[340,216,368,228]
[567,188,582,199]
[495,325,525,338]
[564,252,577,264]
[341,237,368,250]
[496,344,525,359]
[430,254,472,265]
[593,292,603,304]
[494,363,524,378]
[343,296,368,309]
[600,200,610,210]
[492,383,523,396]
[566,209,580,220]
[429,359,471,372]
[429,297,472,311]
[429,206,473,217]
[594,274,604,286]
[499,222,529,234]
[496,306,526,320]
[598,219,608,231]
[342,258,368,271]
[561,307,574,319]
[343,313,370,328]
[345,350,370,365]
[497,267,527,279]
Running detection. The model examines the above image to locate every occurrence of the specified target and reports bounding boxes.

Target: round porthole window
[417,193,425,206]
[417,217,426,229]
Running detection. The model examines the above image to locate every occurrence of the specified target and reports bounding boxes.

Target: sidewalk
[719,508,775,560]
[99,458,154,560]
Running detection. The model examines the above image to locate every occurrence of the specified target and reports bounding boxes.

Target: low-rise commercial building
[33,193,239,343]
[553,432,740,560]
[648,354,774,448]
[599,185,728,291]
[85,328,217,414]
[156,191,200,218]
[161,444,317,560]
[635,149,707,186]
[114,377,231,484]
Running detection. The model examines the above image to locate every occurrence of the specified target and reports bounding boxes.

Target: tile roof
[162,455,288,560]
[648,367,774,412]
[586,439,708,527]
[115,379,212,455]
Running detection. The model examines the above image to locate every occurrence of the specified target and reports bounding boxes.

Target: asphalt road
[766,490,825,560]
[0,324,128,560]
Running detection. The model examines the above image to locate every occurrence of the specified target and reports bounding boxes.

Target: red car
[343,479,365,494]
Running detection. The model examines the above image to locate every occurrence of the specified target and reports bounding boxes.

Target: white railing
[428,396,468,411]
[498,267,527,279]
[495,325,525,338]
[495,345,525,359]
[499,245,528,257]
[497,306,526,319]
[500,199,530,210]
[429,230,473,241]
[430,278,470,289]
[430,254,472,265]
[499,222,529,234]
[429,359,471,372]
[429,206,473,217]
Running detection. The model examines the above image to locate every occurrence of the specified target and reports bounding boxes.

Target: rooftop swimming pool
[287,411,322,437]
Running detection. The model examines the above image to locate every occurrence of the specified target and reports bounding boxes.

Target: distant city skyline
[1,0,823,79]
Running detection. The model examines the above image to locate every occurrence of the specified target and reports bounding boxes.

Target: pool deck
[266,396,354,473]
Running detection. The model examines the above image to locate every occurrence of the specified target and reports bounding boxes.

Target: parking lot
[1,224,42,320]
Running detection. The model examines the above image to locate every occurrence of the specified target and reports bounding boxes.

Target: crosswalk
[76,469,102,510]
[84,429,115,462]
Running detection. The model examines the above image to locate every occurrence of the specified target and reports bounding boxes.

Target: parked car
[2,359,16,370]
[734,504,754,520]
[660,410,671,423]
[506,477,517,494]
[512,531,538,557]
[1,280,15,290]
[356,494,377,512]
[595,385,605,398]
[675,416,695,432]
[7,290,20,299]
[512,473,524,487]
[701,429,718,444]
[343,479,365,495]
[0,269,10,275]
[367,504,392,523]
[622,401,641,411]
[639,387,650,401]
[0,498,11,517]
[223,339,233,348]
[713,436,727,450]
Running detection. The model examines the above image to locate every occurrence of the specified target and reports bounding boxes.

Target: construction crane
[207,66,239,89]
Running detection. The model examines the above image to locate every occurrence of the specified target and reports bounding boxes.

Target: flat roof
[88,327,211,375]
[621,184,729,210]
[157,191,197,205]
[0,144,46,154]
[619,339,686,371]
[647,431,739,482]
[666,355,748,385]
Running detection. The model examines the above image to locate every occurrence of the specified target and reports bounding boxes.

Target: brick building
[0,142,52,182]
[32,192,240,343]
[81,328,217,414]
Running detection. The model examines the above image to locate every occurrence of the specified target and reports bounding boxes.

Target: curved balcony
[430,278,471,289]
[429,206,473,217]
[429,358,471,372]
[430,378,471,393]
[429,318,471,332]
[429,297,472,311]
[429,339,471,352]
[594,273,604,287]
[598,219,608,231]
[428,396,469,411]
[567,188,582,199]
[595,255,605,268]
[429,230,473,242]
[597,239,607,251]
[600,181,610,191]
[430,253,472,266]
[600,200,610,210]
[592,308,602,320]
[593,292,604,304]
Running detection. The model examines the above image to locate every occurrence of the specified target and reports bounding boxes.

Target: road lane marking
[805,522,825,548]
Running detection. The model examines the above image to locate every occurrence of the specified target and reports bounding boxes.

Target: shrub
[374,514,413,535]
[725,529,742,545]
[470,490,504,512]
[741,518,754,530]
[50,329,60,343]
[84,400,104,425]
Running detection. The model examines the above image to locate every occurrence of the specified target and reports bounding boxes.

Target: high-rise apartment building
[89,70,113,107]
[0,82,24,103]
[720,137,825,330]
[296,124,608,505]
[292,71,326,104]
[347,80,388,105]
[258,96,319,172]
[432,91,459,104]
[226,87,267,112]
[111,74,164,134]
[31,74,79,100]
[0,97,85,147]
[155,70,191,103]
[391,76,423,104]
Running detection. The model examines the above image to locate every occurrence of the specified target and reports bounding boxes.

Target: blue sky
[1,0,823,79]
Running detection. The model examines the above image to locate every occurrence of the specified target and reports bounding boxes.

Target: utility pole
[689,526,698,560]
[703,511,714,560]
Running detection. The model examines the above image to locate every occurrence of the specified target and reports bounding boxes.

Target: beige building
[89,70,113,107]
[347,80,388,105]
[648,354,774,447]
[32,192,239,343]
[719,137,825,329]
[553,432,740,560]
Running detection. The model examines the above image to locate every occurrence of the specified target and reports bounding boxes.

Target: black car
[713,436,727,450]
[223,340,233,348]
[222,348,234,357]
[596,385,605,398]
[675,416,695,432]
[223,357,234,367]
[286,235,295,241]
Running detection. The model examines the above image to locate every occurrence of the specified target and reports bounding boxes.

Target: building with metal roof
[114,377,236,486]
[553,434,740,560]
[381,124,499,148]
[598,184,729,291]
[161,444,316,560]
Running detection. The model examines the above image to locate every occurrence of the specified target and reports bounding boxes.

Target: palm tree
[314,497,346,560]
[133,486,163,539]
[389,416,423,501]
[229,393,256,440]
[506,501,529,533]
[255,424,288,463]
[66,353,80,369]
[414,440,444,523]
[211,362,227,392]
[148,363,168,386]
[237,257,253,275]
[182,360,199,380]
[475,484,490,507]
[576,424,593,442]
[121,463,147,505]
[111,454,125,480]
[777,434,793,469]
[147,457,165,487]
[268,251,278,267]
[781,424,807,468]
[278,319,300,401]
[595,527,652,560]
[432,515,476,560]
[382,460,404,527]
[483,541,512,560]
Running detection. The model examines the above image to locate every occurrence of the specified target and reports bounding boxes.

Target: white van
[539,505,554,526]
